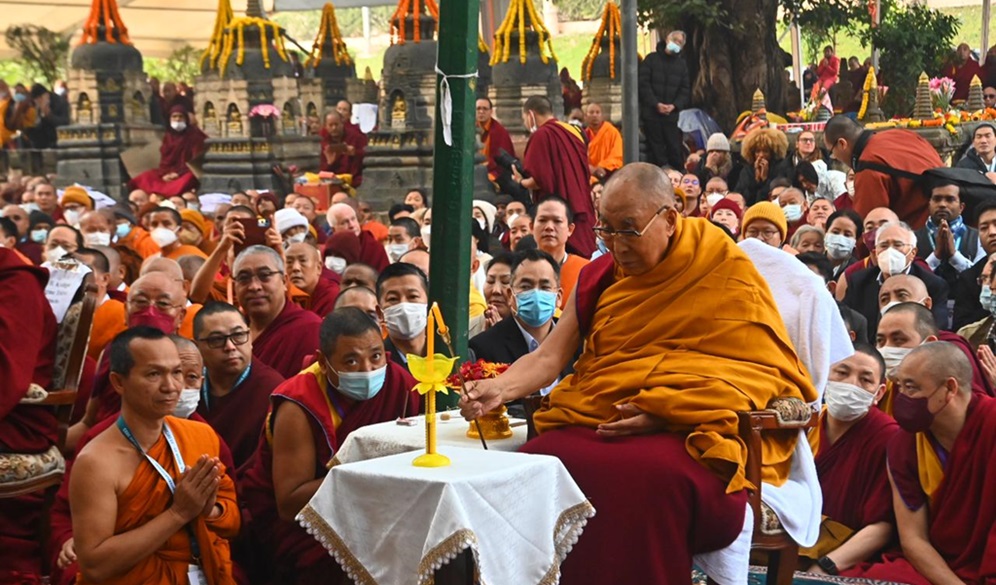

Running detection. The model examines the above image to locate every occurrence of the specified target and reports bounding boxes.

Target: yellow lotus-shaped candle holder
[407,353,458,467]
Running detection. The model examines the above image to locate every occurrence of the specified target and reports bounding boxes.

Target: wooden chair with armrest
[0,283,98,578]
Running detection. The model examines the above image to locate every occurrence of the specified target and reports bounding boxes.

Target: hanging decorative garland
[491,0,557,66]
[81,0,132,45]
[581,2,620,82]
[306,2,354,68]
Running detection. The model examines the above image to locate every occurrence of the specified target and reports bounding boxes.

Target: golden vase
[467,405,513,440]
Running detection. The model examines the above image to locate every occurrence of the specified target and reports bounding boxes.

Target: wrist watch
[817,556,839,575]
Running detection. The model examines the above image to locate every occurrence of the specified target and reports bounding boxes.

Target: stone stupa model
[57,0,159,198]
[194,0,324,193]
[357,0,490,208]
[488,0,562,152]
[580,1,622,124]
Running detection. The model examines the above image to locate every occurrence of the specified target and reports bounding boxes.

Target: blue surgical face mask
[981,285,996,313]
[782,204,804,223]
[329,364,387,401]
[30,228,48,243]
[666,41,682,54]
[115,222,132,240]
[515,289,558,328]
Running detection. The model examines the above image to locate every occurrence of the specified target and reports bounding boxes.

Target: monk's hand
[460,379,503,421]
[596,403,667,438]
[57,538,76,569]
[170,455,220,524]
[755,156,769,182]
[511,164,524,185]
[978,345,996,388]
[199,457,222,518]
[345,144,356,156]
[220,217,245,253]
[264,225,283,252]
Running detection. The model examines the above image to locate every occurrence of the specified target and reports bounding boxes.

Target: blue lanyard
[117,416,202,563]
[200,364,252,411]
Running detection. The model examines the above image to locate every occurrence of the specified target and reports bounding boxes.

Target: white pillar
[791,20,804,105]
[872,0,881,70]
[983,0,991,66]
[362,6,371,57]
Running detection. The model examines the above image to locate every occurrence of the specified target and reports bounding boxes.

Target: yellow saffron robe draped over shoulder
[534,217,817,493]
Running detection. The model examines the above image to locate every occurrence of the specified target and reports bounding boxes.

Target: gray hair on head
[233,245,284,274]
[874,221,915,246]
[602,162,675,208]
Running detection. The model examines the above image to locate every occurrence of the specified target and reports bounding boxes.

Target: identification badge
[187,564,208,585]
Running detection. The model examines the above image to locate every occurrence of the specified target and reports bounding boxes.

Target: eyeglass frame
[126,298,183,312]
[593,204,670,241]
[233,268,284,286]
[197,329,251,349]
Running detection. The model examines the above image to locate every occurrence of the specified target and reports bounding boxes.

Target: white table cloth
[329,414,528,466]
[298,447,594,585]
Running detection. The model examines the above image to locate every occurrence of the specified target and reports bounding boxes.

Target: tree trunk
[673,0,790,132]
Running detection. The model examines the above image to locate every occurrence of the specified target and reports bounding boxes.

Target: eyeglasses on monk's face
[985,93,996,99]
[198,329,250,349]
[233,269,283,287]
[745,227,781,241]
[593,205,670,241]
[127,298,182,312]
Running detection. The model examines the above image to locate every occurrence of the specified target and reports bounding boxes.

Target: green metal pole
[430,0,479,409]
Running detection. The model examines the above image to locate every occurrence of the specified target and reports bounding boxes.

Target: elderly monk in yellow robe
[584,102,623,183]
[461,163,816,585]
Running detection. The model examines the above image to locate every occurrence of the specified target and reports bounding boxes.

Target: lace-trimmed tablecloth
[299,447,594,585]
[329,415,528,467]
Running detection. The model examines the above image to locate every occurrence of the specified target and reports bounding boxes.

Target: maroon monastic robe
[306,276,340,319]
[319,125,366,186]
[480,117,515,179]
[0,248,57,453]
[128,121,207,197]
[813,407,899,533]
[251,300,322,379]
[522,118,596,257]
[196,360,285,475]
[854,395,996,583]
[241,362,419,584]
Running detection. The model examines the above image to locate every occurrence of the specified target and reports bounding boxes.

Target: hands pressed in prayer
[57,537,76,569]
[596,403,667,438]
[977,345,996,389]
[754,156,769,182]
[483,304,502,330]
[170,455,221,524]
[460,378,504,421]
[934,220,955,261]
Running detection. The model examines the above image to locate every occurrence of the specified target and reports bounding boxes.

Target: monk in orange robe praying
[584,101,623,183]
[242,308,419,584]
[69,327,240,585]
[461,163,816,584]
[854,341,996,583]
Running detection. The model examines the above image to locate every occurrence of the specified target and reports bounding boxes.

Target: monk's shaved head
[169,333,198,354]
[602,163,674,211]
[129,272,185,303]
[905,341,973,395]
[880,274,931,310]
[141,257,184,281]
[881,301,938,339]
[335,285,378,309]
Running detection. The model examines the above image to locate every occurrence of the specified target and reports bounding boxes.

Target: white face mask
[285,232,307,245]
[824,233,856,260]
[173,388,201,419]
[386,243,409,262]
[705,194,725,208]
[150,227,179,248]
[171,120,187,132]
[325,256,347,274]
[84,232,111,247]
[846,180,855,196]
[21,202,40,214]
[63,209,81,227]
[420,226,431,250]
[383,302,428,340]
[877,247,910,276]
[879,346,913,378]
[824,380,876,422]
[45,245,69,264]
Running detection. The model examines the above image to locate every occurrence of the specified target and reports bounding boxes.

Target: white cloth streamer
[435,65,478,146]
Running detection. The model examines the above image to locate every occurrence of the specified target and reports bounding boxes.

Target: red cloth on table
[812,407,899,532]
[319,125,365,187]
[520,427,748,584]
[241,362,419,584]
[852,395,996,583]
[251,300,322,379]
[523,118,596,257]
[128,124,207,198]
[196,360,285,476]
[851,129,943,230]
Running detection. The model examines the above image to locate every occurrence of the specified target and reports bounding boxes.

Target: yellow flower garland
[389,0,440,46]
[306,3,355,68]
[218,17,291,78]
[491,0,558,66]
[582,2,621,81]
[200,0,234,71]
[857,66,875,121]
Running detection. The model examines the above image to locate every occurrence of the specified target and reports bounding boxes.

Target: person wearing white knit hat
[274,207,310,245]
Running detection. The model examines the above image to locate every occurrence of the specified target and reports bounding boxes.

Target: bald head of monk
[399,248,430,278]
[285,242,323,294]
[598,162,679,276]
[879,274,933,313]
[334,285,382,322]
[170,334,204,400]
[126,272,187,334]
[863,207,900,235]
[894,341,974,434]
[94,245,125,291]
[141,256,184,280]
[585,102,605,132]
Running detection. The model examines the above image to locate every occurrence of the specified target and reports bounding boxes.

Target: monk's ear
[923,297,933,310]
[872,383,887,405]
[567,222,575,238]
[849,329,857,342]
[925,334,939,343]
[505,287,516,312]
[826,281,837,296]
[175,306,187,332]
[109,371,127,397]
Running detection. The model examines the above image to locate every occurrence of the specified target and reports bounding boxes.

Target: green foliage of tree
[781,0,875,63]
[271,6,394,42]
[636,0,731,30]
[870,2,958,117]
[144,46,203,85]
[553,0,606,21]
[3,25,69,86]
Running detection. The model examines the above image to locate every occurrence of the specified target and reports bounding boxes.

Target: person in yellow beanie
[740,201,789,249]
[179,208,215,256]
[60,186,94,227]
